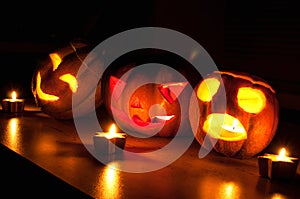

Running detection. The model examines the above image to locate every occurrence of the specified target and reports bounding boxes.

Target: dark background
[1,1,300,196]
[0,0,299,119]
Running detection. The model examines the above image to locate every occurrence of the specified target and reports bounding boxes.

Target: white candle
[219,119,247,140]
[93,124,127,155]
[222,119,244,132]
[275,148,293,162]
[258,147,299,179]
[1,91,25,114]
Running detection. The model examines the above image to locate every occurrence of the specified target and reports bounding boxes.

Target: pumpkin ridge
[216,71,275,93]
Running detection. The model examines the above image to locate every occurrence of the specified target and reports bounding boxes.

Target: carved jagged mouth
[111,106,177,130]
[132,115,150,127]
[151,115,175,122]
[132,115,175,127]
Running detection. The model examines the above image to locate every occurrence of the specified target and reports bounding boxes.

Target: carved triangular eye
[110,76,126,100]
[158,82,187,103]
[49,53,62,71]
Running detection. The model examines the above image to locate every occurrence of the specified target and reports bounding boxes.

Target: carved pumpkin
[189,70,279,158]
[31,42,103,119]
[101,50,193,137]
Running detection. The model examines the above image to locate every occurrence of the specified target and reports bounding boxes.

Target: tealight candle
[258,147,299,179]
[221,119,247,140]
[1,91,25,116]
[93,124,127,156]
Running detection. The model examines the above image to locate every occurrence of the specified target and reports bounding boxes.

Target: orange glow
[275,147,292,162]
[264,148,294,162]
[59,73,78,93]
[35,52,78,101]
[278,148,286,159]
[262,147,296,162]
[232,119,238,130]
[36,72,59,101]
[105,124,124,139]
[98,164,121,199]
[11,91,17,100]
[94,124,126,140]
[49,53,62,71]
[197,177,241,199]
[197,78,220,102]
[219,182,241,199]
[7,118,19,151]
[203,113,247,141]
[237,87,266,113]
[271,193,286,199]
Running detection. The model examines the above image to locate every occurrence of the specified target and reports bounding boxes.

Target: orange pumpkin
[31,42,103,119]
[102,65,189,137]
[189,70,279,158]
[100,47,197,137]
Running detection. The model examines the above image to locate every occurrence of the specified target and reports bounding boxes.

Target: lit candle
[93,124,127,156]
[1,91,25,115]
[220,119,247,140]
[258,147,299,179]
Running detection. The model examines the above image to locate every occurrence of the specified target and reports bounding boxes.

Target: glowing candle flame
[278,148,286,159]
[106,124,124,139]
[232,119,238,131]
[276,147,292,162]
[11,91,17,100]
[108,124,117,137]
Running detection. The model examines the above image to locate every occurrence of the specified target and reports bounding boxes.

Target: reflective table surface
[0,100,299,199]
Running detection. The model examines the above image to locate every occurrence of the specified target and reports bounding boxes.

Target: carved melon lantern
[31,42,103,119]
[189,70,279,158]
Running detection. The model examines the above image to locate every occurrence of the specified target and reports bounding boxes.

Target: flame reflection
[219,182,241,199]
[11,91,17,100]
[271,193,287,199]
[7,118,19,151]
[97,163,121,199]
[198,176,241,199]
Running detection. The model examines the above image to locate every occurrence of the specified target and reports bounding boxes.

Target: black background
[0,0,299,111]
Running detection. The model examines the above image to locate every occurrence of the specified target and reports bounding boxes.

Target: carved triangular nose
[158,82,187,103]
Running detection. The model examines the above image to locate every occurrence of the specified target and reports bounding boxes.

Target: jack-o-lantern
[189,70,279,158]
[101,49,194,137]
[102,66,189,137]
[31,42,103,119]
